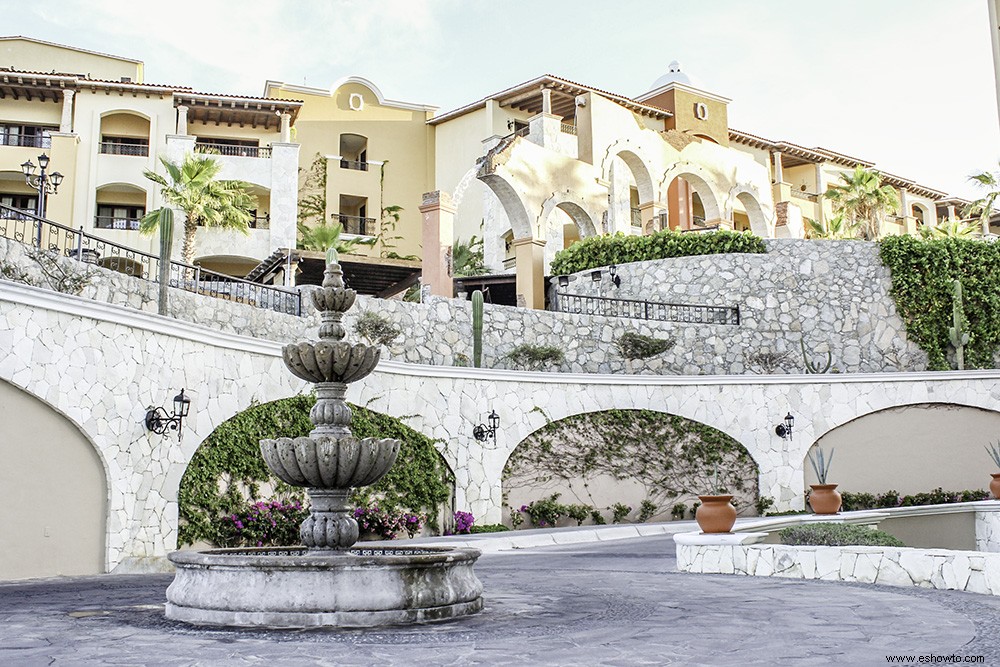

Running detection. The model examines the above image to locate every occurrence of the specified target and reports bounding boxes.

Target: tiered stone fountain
[165,261,483,628]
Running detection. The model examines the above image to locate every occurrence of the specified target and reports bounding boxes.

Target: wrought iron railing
[94,215,141,230]
[560,123,577,135]
[99,141,149,157]
[0,133,51,149]
[555,291,740,326]
[0,203,301,315]
[194,142,271,159]
[340,159,369,171]
[336,213,375,236]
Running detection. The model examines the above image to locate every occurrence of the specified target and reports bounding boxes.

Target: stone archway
[660,164,723,229]
[805,402,1000,495]
[502,408,760,524]
[0,379,108,579]
[727,186,772,237]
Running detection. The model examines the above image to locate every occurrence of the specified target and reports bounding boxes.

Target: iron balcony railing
[0,133,52,149]
[555,291,740,326]
[249,215,270,229]
[194,142,271,159]
[336,213,375,236]
[0,203,301,316]
[94,215,141,230]
[560,123,577,135]
[99,141,149,157]
[340,159,369,171]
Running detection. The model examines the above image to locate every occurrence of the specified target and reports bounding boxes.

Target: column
[947,205,957,220]
[814,163,825,225]
[772,151,784,184]
[59,90,75,133]
[899,189,914,235]
[511,237,546,309]
[667,178,692,230]
[176,105,189,135]
[541,87,552,115]
[418,191,457,298]
[280,113,291,143]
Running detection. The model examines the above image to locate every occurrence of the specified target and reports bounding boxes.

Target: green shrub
[353,311,401,347]
[754,495,775,516]
[216,499,309,548]
[879,236,1000,369]
[589,509,607,525]
[671,503,688,520]
[521,494,565,527]
[779,523,904,547]
[611,502,632,524]
[615,332,675,360]
[469,524,509,534]
[565,504,592,526]
[505,344,565,371]
[637,499,657,523]
[550,229,766,276]
[839,487,989,511]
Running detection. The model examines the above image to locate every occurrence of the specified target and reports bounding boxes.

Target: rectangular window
[0,124,57,149]
[0,193,38,218]
[95,204,146,230]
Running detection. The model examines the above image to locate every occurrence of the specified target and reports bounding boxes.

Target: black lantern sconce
[590,266,621,288]
[145,389,191,437]
[775,412,794,440]
[473,410,500,444]
[557,274,577,289]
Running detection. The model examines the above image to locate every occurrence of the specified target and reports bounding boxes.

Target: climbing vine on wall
[177,395,453,546]
[503,409,759,511]
[549,229,766,275]
[879,235,1000,370]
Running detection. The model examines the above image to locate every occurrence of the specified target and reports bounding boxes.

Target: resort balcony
[336,213,376,237]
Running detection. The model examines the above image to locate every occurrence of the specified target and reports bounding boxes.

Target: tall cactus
[949,279,969,370]
[472,289,484,368]
[801,338,833,374]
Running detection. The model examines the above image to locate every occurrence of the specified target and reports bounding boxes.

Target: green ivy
[504,409,759,513]
[879,236,1000,370]
[550,229,766,276]
[177,395,453,546]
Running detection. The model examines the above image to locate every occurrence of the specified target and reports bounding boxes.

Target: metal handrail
[194,142,271,158]
[0,133,52,149]
[99,141,149,156]
[335,213,375,236]
[94,215,141,230]
[339,159,369,171]
[0,203,301,315]
[555,290,740,326]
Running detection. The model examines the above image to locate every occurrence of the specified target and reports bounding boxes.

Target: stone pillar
[814,163,825,225]
[541,87,552,115]
[772,150,783,184]
[59,90,75,133]
[419,191,457,298]
[280,113,291,143]
[176,105,189,136]
[638,202,663,234]
[667,178,692,230]
[511,237,546,309]
[947,204,957,220]
[899,189,915,235]
[527,112,562,149]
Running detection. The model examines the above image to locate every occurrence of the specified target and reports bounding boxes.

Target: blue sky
[4,0,998,198]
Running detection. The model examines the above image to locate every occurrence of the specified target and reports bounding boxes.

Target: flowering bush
[353,505,425,540]
[453,510,475,534]
[216,499,308,547]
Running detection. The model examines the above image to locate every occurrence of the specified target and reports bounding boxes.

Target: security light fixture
[473,410,500,443]
[145,389,192,438]
[775,413,794,440]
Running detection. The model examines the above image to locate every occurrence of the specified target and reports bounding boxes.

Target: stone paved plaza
[3,533,999,666]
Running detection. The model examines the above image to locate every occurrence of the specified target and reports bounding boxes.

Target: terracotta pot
[809,484,842,515]
[990,473,1000,500]
[696,495,737,534]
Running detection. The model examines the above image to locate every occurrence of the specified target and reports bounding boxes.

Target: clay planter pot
[809,484,842,514]
[695,495,737,534]
[990,473,1000,500]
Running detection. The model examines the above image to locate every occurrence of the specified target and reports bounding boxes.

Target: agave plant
[987,441,1000,469]
[807,446,835,485]
[805,214,859,240]
[917,218,978,239]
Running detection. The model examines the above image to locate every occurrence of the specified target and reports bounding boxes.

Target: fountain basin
[165,546,483,628]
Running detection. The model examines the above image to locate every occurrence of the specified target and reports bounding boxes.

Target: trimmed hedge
[779,523,905,547]
[550,229,766,275]
[879,235,1000,369]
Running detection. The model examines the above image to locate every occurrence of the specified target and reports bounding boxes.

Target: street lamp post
[21,153,63,246]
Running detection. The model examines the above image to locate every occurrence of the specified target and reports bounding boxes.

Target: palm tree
[917,217,978,239]
[298,221,374,264]
[452,235,488,276]
[824,165,900,241]
[140,155,255,266]
[966,163,1000,235]
[805,214,859,240]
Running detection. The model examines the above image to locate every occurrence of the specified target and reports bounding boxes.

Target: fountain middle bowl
[260,435,399,489]
[283,341,381,385]
[165,545,484,628]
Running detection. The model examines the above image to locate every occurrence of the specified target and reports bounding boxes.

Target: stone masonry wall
[0,236,928,375]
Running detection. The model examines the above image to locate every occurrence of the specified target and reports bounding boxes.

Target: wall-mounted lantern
[145,389,191,438]
[590,266,622,288]
[473,410,500,444]
[775,412,794,440]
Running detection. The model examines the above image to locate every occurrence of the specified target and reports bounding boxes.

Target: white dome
[648,60,702,90]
